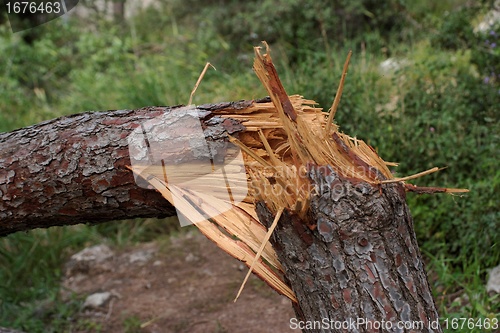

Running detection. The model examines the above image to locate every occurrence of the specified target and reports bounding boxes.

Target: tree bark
[0,101,249,236]
[0,99,443,332]
[256,165,442,332]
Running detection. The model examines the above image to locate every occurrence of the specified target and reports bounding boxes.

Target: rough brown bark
[1,99,443,333]
[256,165,442,333]
[0,101,250,236]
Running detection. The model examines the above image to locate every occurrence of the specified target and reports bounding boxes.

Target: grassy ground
[0,1,498,331]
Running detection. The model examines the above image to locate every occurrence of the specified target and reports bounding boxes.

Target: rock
[71,244,114,263]
[65,244,114,275]
[0,328,27,333]
[184,252,198,263]
[474,1,500,33]
[379,58,410,75]
[486,264,500,294]
[128,249,154,264]
[83,292,112,308]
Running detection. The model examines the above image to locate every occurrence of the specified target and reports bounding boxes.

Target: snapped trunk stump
[257,171,442,332]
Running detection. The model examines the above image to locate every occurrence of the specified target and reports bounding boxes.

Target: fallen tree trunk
[0,100,444,332]
[0,44,461,332]
[0,101,252,236]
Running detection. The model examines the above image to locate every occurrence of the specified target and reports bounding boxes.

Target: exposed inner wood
[133,44,465,307]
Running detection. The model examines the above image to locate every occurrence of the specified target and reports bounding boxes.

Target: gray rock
[486,264,500,294]
[65,244,114,275]
[474,1,500,33]
[379,58,410,75]
[71,244,114,263]
[83,292,112,308]
[128,249,154,264]
[0,328,27,333]
[184,252,198,263]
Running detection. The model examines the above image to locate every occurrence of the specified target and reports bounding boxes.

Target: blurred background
[0,0,498,331]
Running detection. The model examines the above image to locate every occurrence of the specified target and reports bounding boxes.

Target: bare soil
[61,229,296,333]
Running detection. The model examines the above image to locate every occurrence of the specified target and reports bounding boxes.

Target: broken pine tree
[131,43,467,333]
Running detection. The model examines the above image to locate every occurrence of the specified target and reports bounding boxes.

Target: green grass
[0,1,498,331]
[0,227,96,331]
[427,250,500,332]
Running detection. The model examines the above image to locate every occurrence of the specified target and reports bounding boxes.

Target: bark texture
[0,101,249,236]
[1,99,443,333]
[256,164,442,333]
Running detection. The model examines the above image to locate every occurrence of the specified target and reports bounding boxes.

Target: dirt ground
[61,230,297,333]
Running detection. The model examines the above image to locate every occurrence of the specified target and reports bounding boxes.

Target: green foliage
[427,250,500,332]
[123,315,142,333]
[395,51,498,267]
[169,0,410,66]
[431,5,500,88]
[471,22,500,87]
[430,7,477,50]
[0,227,98,331]
[93,217,181,247]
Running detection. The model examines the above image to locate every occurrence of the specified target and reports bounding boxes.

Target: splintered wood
[131,42,468,304]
